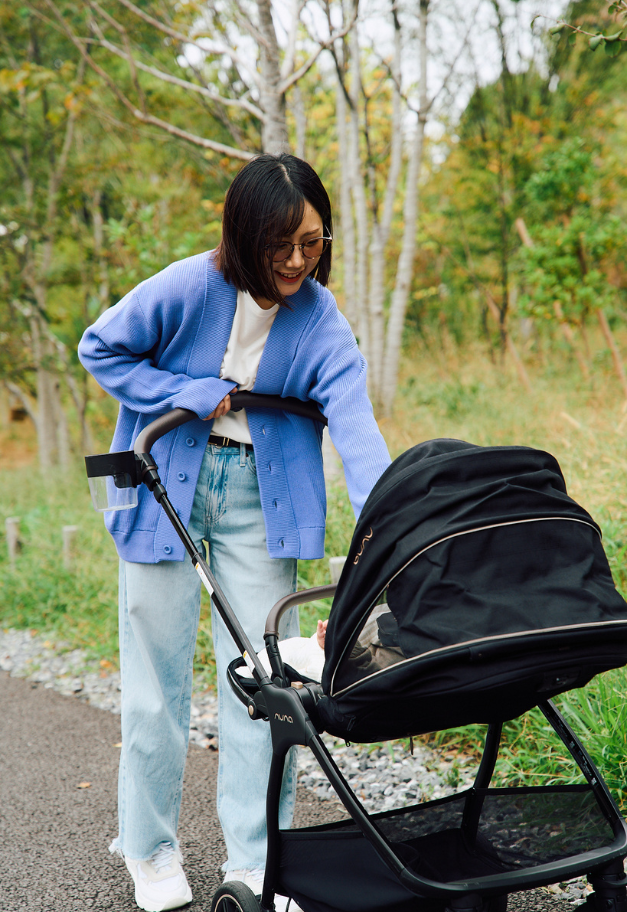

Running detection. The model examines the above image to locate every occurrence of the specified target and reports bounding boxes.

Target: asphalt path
[1,671,572,912]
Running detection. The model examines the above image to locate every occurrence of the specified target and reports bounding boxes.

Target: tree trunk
[553,301,590,380]
[484,293,533,394]
[92,188,110,315]
[597,308,627,400]
[367,4,403,408]
[257,0,290,154]
[348,20,370,361]
[335,68,357,332]
[291,85,306,159]
[380,0,429,414]
[31,316,59,469]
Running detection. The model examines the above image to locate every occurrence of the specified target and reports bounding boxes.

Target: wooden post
[62,525,79,570]
[5,517,21,565]
[329,556,346,586]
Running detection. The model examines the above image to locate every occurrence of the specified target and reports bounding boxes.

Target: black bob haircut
[215,153,333,306]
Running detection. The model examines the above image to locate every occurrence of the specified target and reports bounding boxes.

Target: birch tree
[331,0,469,415]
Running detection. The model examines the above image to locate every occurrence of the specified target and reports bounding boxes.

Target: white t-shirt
[211,289,279,444]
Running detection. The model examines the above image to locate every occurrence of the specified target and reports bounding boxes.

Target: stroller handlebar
[264,584,337,640]
[133,392,327,456]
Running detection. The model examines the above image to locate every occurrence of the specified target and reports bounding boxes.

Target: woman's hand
[316,619,328,650]
[204,385,238,421]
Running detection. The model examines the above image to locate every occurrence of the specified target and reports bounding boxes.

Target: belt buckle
[216,435,229,447]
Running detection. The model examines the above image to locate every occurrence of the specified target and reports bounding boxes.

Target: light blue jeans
[112,442,299,866]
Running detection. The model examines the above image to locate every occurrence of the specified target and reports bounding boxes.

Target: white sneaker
[224,868,302,912]
[118,841,193,911]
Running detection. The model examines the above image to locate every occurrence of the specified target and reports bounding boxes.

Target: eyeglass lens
[269,238,330,262]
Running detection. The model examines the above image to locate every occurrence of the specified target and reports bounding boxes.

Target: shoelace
[151,842,177,873]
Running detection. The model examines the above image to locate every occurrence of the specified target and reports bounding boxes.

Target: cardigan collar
[204,255,320,395]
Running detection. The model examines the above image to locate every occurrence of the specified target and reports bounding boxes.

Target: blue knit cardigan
[78,252,391,563]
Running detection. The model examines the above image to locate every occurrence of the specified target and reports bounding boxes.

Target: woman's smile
[276,268,305,283]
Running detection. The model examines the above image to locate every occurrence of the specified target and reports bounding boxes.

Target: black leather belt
[208,435,253,451]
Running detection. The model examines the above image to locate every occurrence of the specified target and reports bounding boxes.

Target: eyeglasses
[265,236,332,263]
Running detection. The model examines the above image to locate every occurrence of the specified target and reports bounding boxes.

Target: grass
[1,327,627,798]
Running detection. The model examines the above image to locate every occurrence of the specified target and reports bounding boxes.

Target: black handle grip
[230,391,327,426]
[133,392,327,456]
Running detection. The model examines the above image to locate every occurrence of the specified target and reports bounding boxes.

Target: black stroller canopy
[317,439,627,742]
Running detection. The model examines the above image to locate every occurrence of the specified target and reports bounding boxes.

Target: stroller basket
[279,785,620,912]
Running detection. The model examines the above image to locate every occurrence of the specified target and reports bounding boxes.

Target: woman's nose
[284,244,305,267]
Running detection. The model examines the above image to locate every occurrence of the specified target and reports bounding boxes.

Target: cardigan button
[185,437,195,447]
[163,545,172,555]
[177,472,187,482]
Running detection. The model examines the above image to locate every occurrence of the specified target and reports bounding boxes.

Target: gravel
[0,626,596,904]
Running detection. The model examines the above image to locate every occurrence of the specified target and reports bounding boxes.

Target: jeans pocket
[246,452,257,477]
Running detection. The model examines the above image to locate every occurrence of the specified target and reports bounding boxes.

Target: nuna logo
[274,712,293,723]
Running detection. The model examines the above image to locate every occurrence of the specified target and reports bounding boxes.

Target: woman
[79,153,391,912]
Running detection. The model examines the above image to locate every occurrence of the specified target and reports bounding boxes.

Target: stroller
[86,395,627,912]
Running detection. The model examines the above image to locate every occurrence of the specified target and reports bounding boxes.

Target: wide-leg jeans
[111,442,299,866]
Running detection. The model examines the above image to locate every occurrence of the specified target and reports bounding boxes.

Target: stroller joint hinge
[588,868,627,912]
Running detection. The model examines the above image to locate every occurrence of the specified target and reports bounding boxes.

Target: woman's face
[269,201,324,300]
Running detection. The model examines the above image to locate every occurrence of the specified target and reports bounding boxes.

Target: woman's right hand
[205,385,238,421]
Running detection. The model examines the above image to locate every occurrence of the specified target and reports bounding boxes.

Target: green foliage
[517,137,627,324]
[0,2,243,453]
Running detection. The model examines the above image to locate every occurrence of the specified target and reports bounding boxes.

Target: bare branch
[88,4,147,113]
[131,108,255,159]
[43,0,255,160]
[281,0,308,81]
[112,0,260,78]
[228,0,270,49]
[89,32,266,120]
[279,11,357,94]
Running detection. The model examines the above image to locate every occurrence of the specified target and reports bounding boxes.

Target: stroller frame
[88,399,627,912]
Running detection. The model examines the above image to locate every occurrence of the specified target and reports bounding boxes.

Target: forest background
[1,0,627,798]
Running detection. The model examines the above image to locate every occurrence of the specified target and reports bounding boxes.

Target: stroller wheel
[212,882,262,912]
